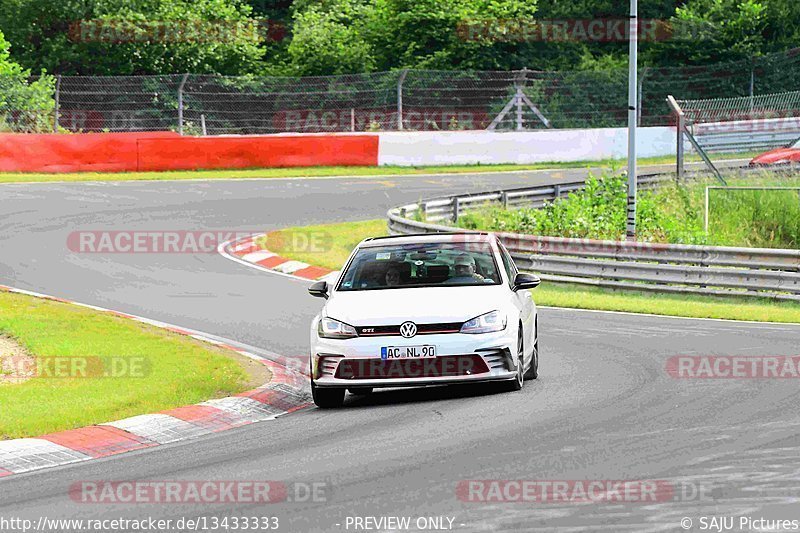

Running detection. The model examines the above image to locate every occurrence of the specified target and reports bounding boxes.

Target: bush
[0,30,55,133]
[457,171,800,249]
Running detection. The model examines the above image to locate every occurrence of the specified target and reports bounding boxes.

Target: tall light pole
[626,0,638,241]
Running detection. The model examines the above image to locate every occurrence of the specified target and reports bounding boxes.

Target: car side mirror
[513,272,540,292]
[308,280,329,299]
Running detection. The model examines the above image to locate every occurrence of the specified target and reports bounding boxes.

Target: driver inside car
[445,254,485,284]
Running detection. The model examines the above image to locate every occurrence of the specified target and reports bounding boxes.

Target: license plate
[381,345,437,360]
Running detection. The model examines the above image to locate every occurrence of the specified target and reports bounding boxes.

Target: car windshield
[337,241,501,291]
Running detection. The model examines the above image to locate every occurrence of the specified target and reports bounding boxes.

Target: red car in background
[750,137,800,165]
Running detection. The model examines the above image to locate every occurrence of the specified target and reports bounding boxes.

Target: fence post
[53,75,62,133]
[666,95,685,179]
[515,68,528,131]
[676,112,685,180]
[637,67,648,127]
[749,57,755,117]
[177,73,189,135]
[397,69,409,130]
[200,114,207,136]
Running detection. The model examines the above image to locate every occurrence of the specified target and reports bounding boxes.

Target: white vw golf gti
[307,232,540,408]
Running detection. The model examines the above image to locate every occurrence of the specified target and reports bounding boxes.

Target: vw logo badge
[399,321,417,338]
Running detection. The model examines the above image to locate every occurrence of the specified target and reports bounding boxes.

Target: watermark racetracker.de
[69,480,330,504]
[1,356,150,383]
[67,230,331,254]
[456,479,714,503]
[457,18,723,43]
[68,18,287,44]
[667,355,800,379]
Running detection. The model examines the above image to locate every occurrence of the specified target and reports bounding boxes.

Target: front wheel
[311,381,345,408]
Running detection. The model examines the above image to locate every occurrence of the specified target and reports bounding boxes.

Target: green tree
[0,29,54,132]
[0,0,266,75]
[364,0,540,70]
[284,0,541,74]
[646,0,769,65]
[286,0,375,75]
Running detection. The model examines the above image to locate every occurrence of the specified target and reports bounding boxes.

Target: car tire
[501,330,525,392]
[348,387,373,396]
[523,317,539,380]
[311,381,345,408]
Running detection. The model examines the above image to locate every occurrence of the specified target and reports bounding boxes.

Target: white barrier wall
[377,127,676,166]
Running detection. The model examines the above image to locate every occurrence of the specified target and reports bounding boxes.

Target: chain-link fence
[7,48,798,134]
[678,91,800,126]
[665,88,800,182]
[674,89,800,158]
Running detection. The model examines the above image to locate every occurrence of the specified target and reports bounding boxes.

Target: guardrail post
[554,185,561,199]
[452,197,460,223]
[500,191,508,209]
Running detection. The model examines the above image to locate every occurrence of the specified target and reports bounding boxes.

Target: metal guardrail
[691,129,800,154]
[387,169,800,301]
[675,95,800,154]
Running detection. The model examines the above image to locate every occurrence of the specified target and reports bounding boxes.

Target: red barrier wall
[136,135,379,171]
[0,132,180,173]
[0,132,379,173]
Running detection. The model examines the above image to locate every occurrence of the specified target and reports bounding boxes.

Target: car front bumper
[311,329,518,388]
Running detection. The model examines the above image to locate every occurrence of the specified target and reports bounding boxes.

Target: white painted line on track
[539,305,800,328]
[0,159,744,186]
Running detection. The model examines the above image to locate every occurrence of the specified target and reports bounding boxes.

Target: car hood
[750,147,800,164]
[324,285,508,326]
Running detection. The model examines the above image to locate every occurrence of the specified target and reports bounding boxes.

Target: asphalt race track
[1,167,799,532]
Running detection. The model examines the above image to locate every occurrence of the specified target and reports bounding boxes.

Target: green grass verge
[457,171,800,249]
[262,219,800,324]
[0,290,269,439]
[533,282,800,323]
[0,152,754,183]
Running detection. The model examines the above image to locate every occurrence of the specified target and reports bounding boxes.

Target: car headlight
[460,310,506,334]
[318,317,358,339]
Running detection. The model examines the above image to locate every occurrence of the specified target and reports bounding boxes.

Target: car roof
[358,232,494,248]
